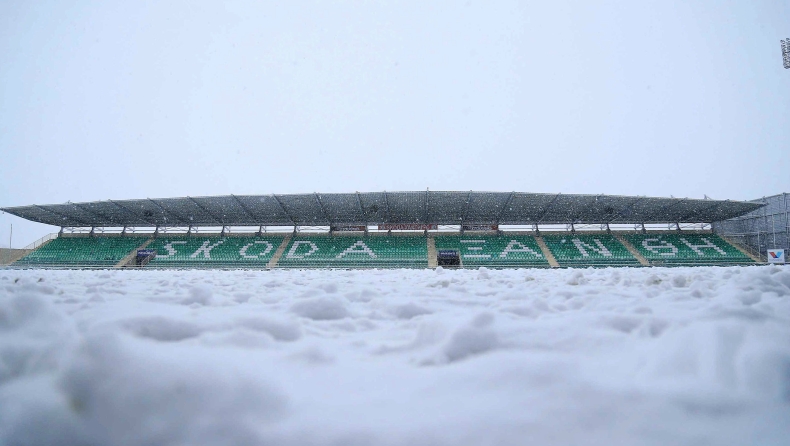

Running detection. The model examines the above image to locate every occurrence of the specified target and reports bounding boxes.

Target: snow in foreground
[1,266,789,446]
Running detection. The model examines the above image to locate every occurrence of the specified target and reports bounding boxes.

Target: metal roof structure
[1,192,763,228]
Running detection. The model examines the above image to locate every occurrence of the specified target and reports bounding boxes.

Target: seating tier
[15,236,148,268]
[277,235,428,269]
[13,232,755,269]
[433,235,550,268]
[542,234,640,267]
[623,233,753,266]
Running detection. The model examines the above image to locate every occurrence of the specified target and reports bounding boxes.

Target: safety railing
[22,233,59,250]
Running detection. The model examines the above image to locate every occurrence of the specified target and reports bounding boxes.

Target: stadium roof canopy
[1,192,763,228]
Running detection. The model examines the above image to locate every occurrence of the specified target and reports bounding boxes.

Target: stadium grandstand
[0,191,768,269]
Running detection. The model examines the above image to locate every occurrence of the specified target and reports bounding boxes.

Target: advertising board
[767,248,785,264]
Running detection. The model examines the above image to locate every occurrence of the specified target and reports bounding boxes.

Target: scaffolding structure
[713,193,789,261]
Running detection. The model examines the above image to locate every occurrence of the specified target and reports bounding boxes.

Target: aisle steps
[116,238,154,268]
[614,234,650,267]
[267,235,292,268]
[535,236,560,268]
[427,236,438,268]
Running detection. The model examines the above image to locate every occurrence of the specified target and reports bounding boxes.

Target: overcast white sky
[1,1,788,247]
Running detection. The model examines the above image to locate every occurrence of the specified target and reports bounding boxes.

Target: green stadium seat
[146,235,286,268]
[542,234,640,267]
[433,235,550,268]
[277,235,428,269]
[14,236,149,268]
[623,233,753,266]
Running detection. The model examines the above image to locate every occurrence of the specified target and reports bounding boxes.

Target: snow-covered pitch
[1,266,789,445]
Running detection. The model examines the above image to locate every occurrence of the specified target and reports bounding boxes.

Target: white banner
[767,248,785,264]
[331,225,367,232]
[378,224,437,231]
[462,224,499,231]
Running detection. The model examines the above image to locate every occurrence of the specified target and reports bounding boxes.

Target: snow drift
[1,266,789,445]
